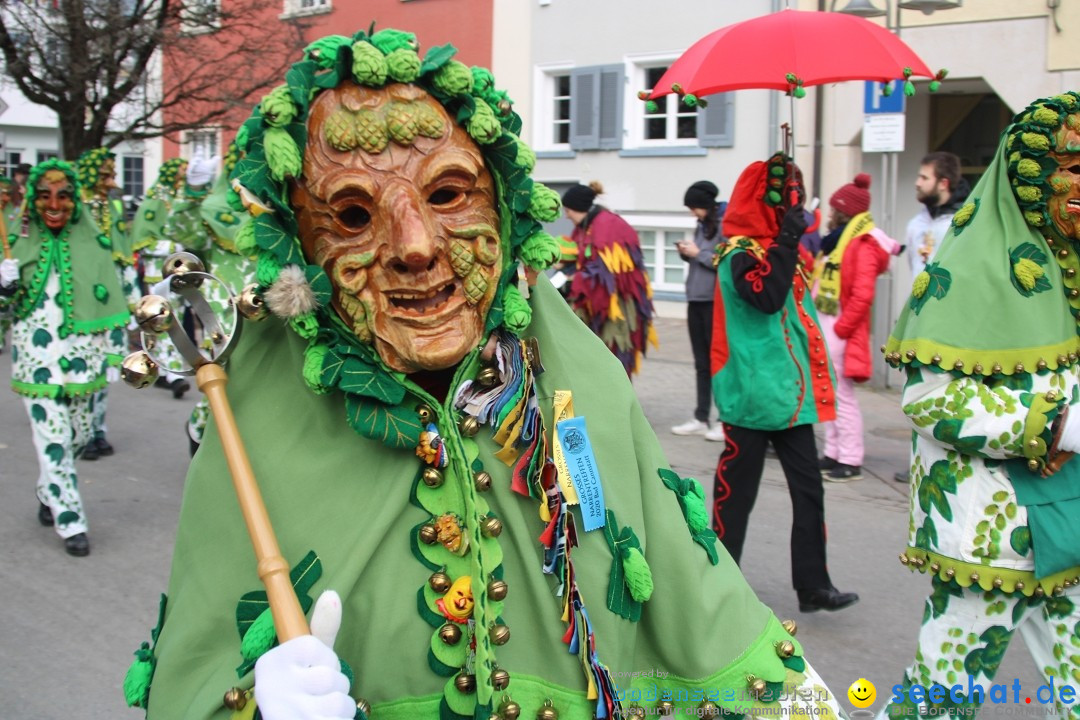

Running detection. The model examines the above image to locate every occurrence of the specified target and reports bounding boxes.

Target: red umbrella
[648,8,939,101]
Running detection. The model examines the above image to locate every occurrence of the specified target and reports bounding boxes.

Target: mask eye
[429,188,462,206]
[338,205,371,231]
[1068,164,1080,174]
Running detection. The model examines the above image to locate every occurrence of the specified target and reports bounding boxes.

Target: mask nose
[385,184,439,274]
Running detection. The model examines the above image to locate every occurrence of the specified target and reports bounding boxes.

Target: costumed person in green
[710,153,859,613]
[882,91,1080,718]
[0,160,130,556]
[131,157,191,399]
[0,175,21,354]
[76,147,142,459]
[123,28,848,720]
[162,144,253,455]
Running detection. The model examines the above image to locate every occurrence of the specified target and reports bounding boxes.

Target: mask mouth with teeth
[32,167,78,232]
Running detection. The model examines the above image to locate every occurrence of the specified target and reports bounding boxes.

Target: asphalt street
[0,316,1048,719]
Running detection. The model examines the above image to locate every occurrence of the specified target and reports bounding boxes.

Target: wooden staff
[1,205,10,260]
[196,362,309,641]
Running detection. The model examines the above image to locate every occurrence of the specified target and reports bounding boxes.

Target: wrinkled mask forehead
[38,169,73,195]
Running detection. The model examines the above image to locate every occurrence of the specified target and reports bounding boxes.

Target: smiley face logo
[847,678,876,708]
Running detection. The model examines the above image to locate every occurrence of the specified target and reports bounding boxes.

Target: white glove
[1056,404,1080,454]
[254,591,356,720]
[186,154,219,187]
[0,258,18,288]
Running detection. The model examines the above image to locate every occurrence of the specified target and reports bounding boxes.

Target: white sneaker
[671,419,709,436]
[704,424,726,442]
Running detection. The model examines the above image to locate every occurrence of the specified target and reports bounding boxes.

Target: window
[122,156,145,198]
[552,74,571,146]
[36,150,58,164]
[185,128,220,161]
[625,215,697,295]
[282,0,330,16]
[180,0,220,33]
[1,151,22,178]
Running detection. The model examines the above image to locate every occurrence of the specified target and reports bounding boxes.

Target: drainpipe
[812,0,825,201]
[769,0,784,155]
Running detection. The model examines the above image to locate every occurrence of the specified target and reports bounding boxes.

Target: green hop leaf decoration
[951,199,977,235]
[352,40,388,86]
[432,60,473,96]
[414,102,446,139]
[385,48,421,83]
[234,219,257,256]
[123,643,154,708]
[324,108,360,151]
[96,233,111,249]
[528,183,561,223]
[263,127,303,181]
[260,85,297,128]
[1033,107,1060,126]
[502,284,531,334]
[467,98,501,145]
[1024,210,1046,227]
[1009,243,1051,296]
[519,231,560,271]
[644,100,659,114]
[305,34,351,69]
[515,137,536,173]
[302,343,331,394]
[1021,132,1050,152]
[1015,186,1042,203]
[1013,258,1044,291]
[370,28,418,54]
[1017,158,1042,179]
[912,271,930,298]
[909,262,952,315]
[472,66,495,94]
[356,109,390,153]
[385,101,419,146]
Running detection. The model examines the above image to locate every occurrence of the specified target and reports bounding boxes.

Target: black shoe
[94,437,115,457]
[64,532,90,557]
[38,502,53,527]
[797,586,859,613]
[818,456,838,471]
[81,442,100,461]
[893,471,909,483]
[171,378,191,399]
[154,376,172,390]
[825,463,862,482]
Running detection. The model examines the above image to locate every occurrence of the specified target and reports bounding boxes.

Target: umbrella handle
[196,362,310,642]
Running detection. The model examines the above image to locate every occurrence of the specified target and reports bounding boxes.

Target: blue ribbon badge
[555,416,606,531]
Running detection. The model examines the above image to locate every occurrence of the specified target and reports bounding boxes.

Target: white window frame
[533,62,574,153]
[623,51,698,150]
[626,214,698,294]
[280,0,331,19]
[183,127,222,162]
[180,0,221,35]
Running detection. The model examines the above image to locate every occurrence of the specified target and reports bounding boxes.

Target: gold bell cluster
[882,346,1080,375]
[899,552,1079,596]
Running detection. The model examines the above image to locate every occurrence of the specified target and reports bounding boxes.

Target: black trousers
[687,301,714,423]
[712,423,831,591]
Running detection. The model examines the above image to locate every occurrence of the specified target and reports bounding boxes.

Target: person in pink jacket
[813,174,901,481]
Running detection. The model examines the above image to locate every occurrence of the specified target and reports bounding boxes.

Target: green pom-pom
[794,86,806,99]
[263,126,303,181]
[123,643,153,708]
[432,60,474,96]
[621,547,654,602]
[1017,158,1042,179]
[1022,132,1050,152]
[502,284,531,334]
[352,40,388,86]
[305,35,351,68]
[644,100,659,114]
[97,233,111,249]
[386,48,421,83]
[467,99,501,145]
[683,94,698,108]
[93,284,109,302]
[929,80,941,92]
[767,190,782,204]
[260,85,297,128]
[528,183,561,223]
[257,251,283,286]
[1016,185,1042,203]
[303,343,330,394]
[240,607,277,661]
[520,232,560,271]
[515,138,536,173]
[290,311,319,340]
[235,220,257,256]
[903,80,915,97]
[882,83,894,97]
[684,479,709,534]
[370,28,417,54]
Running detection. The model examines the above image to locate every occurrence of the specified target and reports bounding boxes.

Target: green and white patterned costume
[883,92,1080,717]
[0,160,129,538]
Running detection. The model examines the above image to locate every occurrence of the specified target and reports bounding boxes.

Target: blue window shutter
[570,67,600,150]
[597,65,624,150]
[698,92,735,148]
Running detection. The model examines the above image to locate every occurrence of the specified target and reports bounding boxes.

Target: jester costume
[882,92,1080,718]
[0,160,129,549]
[125,29,846,720]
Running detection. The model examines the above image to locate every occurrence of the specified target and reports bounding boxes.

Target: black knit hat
[562,183,597,212]
[684,180,719,209]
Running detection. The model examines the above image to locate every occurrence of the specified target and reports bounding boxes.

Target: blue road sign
[864,81,905,114]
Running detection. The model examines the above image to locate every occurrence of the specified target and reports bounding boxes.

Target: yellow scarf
[813,211,874,316]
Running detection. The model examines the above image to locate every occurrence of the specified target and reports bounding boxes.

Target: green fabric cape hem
[900,546,1080,596]
[882,336,1080,377]
[11,375,107,398]
[70,310,130,336]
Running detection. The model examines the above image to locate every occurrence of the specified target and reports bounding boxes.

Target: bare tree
[0,0,310,159]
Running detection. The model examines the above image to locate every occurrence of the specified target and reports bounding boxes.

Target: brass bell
[1037,359,1048,371]
[419,524,438,544]
[500,697,521,720]
[970,572,980,583]
[134,295,174,333]
[496,100,512,115]
[698,701,720,718]
[416,405,434,425]
[775,640,795,658]
[459,416,480,437]
[429,569,452,593]
[930,562,941,573]
[455,672,477,693]
[121,351,160,389]
[1015,580,1026,590]
[973,364,984,375]
[491,667,510,690]
[236,284,269,321]
[992,364,1003,374]
[944,568,956,579]
[931,354,942,364]
[422,467,444,488]
[223,687,247,710]
[747,675,767,699]
[474,471,493,492]
[993,577,1004,589]
[625,707,645,717]
[1028,459,1041,471]
[781,619,797,636]
[490,623,510,645]
[477,367,500,387]
[1035,585,1045,597]
[438,623,462,645]
[536,700,559,720]
[488,579,508,601]
[357,698,373,718]
[481,516,504,538]
[1015,363,1025,374]
[488,714,502,720]
[162,251,205,287]
[656,699,674,716]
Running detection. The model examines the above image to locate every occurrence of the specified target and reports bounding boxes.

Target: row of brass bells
[135,295,174,333]
[121,351,160,389]
[162,251,205,288]
[422,468,444,488]
[747,675,768,699]
[781,619,797,636]
[438,623,462,645]
[490,623,510,645]
[429,569,452,593]
[499,696,521,720]
[536,700,558,720]
[460,416,480,437]
[491,667,510,690]
[475,471,492,492]
[656,699,674,716]
[481,516,503,538]
[488,578,508,601]
[698,701,719,718]
[775,640,795,658]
